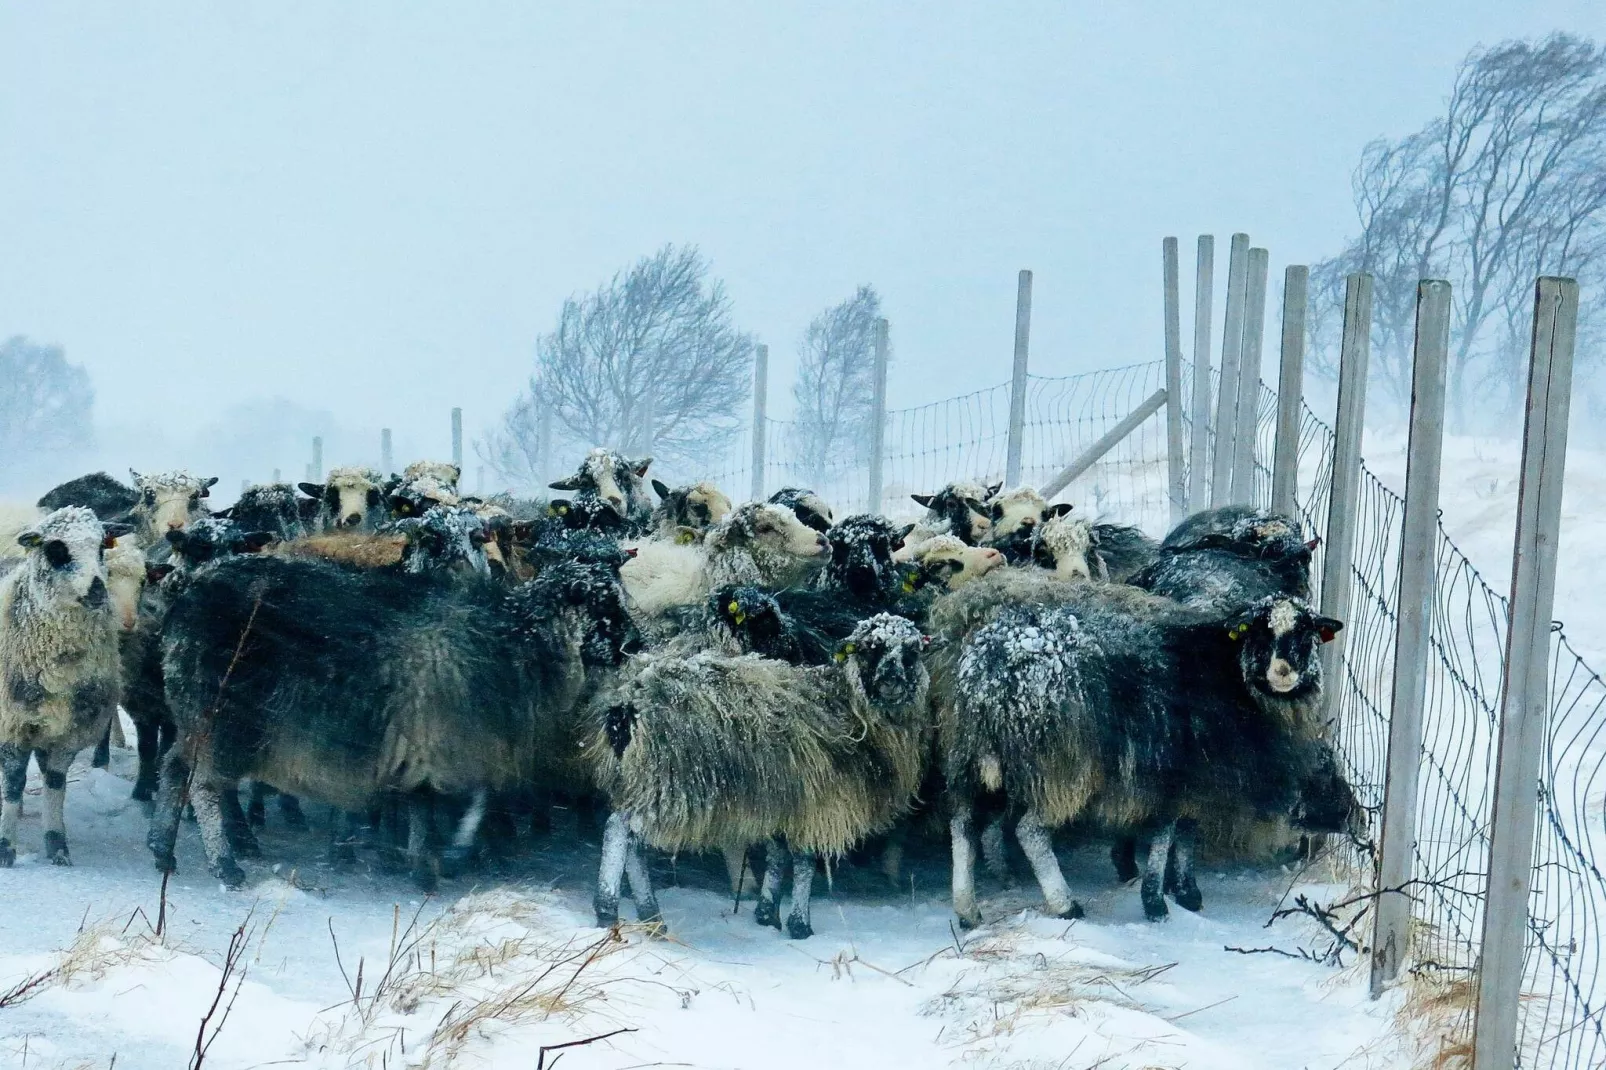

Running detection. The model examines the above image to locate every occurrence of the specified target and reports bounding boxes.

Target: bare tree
[0,336,94,464]
[1310,35,1606,427]
[480,245,753,488]
[790,285,882,483]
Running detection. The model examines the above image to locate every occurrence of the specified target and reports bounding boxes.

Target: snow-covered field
[0,747,1409,1069]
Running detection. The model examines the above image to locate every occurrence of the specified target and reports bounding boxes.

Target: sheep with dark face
[297,466,393,531]
[0,508,129,865]
[907,480,999,547]
[549,449,654,536]
[267,504,494,577]
[768,487,834,534]
[386,463,462,523]
[37,472,139,522]
[819,514,912,601]
[945,587,1353,925]
[214,483,309,542]
[129,470,217,545]
[649,479,732,542]
[1131,506,1314,614]
[153,554,638,889]
[589,614,931,938]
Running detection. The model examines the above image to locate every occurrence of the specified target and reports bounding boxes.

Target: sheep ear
[103,522,134,540]
[986,482,1002,498]
[17,530,43,549]
[633,457,653,477]
[203,476,219,489]
[210,507,234,520]
[298,482,324,498]
[241,532,276,553]
[652,479,672,500]
[129,469,142,484]
[895,523,915,548]
[548,476,581,491]
[911,493,934,508]
[1315,616,1344,640]
[1047,502,1074,519]
[145,563,175,585]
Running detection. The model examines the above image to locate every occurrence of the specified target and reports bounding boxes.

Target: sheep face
[1031,514,1098,580]
[912,481,997,545]
[15,507,122,608]
[986,488,1072,563]
[301,467,387,529]
[724,502,830,562]
[1228,596,1342,699]
[551,449,650,522]
[165,518,276,571]
[768,487,834,534]
[652,479,732,537]
[129,470,216,540]
[392,506,491,576]
[900,535,1005,590]
[825,515,907,598]
[711,584,786,643]
[388,474,461,522]
[104,537,149,631]
[839,614,929,710]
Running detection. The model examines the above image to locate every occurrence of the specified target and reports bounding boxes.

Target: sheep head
[550,448,651,522]
[129,470,216,540]
[708,503,830,586]
[768,487,834,534]
[391,505,491,576]
[895,534,1004,591]
[164,517,276,570]
[1031,513,1100,581]
[837,613,929,711]
[301,466,388,530]
[824,514,908,598]
[652,479,732,537]
[104,537,150,631]
[15,507,126,608]
[984,487,1071,563]
[1224,596,1342,702]
[911,480,996,545]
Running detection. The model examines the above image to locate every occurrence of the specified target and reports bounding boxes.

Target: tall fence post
[451,407,463,470]
[381,428,393,474]
[536,395,553,488]
[750,343,769,502]
[312,436,323,482]
[1005,269,1033,487]
[1271,266,1308,516]
[1317,273,1374,732]
[1163,238,1186,524]
[1187,236,1215,512]
[1370,279,1451,996]
[1230,247,1270,505]
[1472,277,1580,1070]
[272,467,281,484]
[1210,234,1250,506]
[868,318,890,515]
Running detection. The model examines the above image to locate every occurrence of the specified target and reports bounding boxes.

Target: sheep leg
[785,848,816,940]
[277,792,307,830]
[132,716,162,804]
[246,781,268,828]
[950,799,982,929]
[880,827,906,889]
[1170,818,1203,912]
[220,785,261,859]
[1016,809,1082,920]
[191,781,246,888]
[406,792,438,893]
[328,811,362,866]
[980,814,1011,884]
[91,725,111,770]
[37,747,71,865]
[1140,821,1175,920]
[595,810,631,927]
[0,744,28,866]
[1110,837,1139,883]
[440,789,487,879]
[623,831,662,929]
[528,787,553,837]
[754,836,787,931]
[722,842,749,897]
[147,747,188,873]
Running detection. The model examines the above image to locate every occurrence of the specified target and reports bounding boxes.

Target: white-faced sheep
[129,470,218,544]
[767,487,835,534]
[589,613,931,938]
[907,480,1000,548]
[299,466,392,531]
[0,507,129,865]
[982,486,1073,564]
[649,479,732,542]
[549,449,654,535]
[945,587,1355,925]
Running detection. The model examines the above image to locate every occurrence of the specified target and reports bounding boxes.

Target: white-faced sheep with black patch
[589,613,931,938]
[767,487,834,534]
[649,479,732,543]
[906,480,1000,548]
[549,449,654,536]
[981,486,1073,564]
[128,470,217,545]
[297,467,391,531]
[0,507,129,865]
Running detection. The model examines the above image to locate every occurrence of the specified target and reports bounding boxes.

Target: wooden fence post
[1370,279,1451,996]
[1210,234,1250,506]
[1271,266,1308,516]
[1005,270,1033,487]
[1163,238,1186,525]
[381,428,393,474]
[1230,247,1270,505]
[312,436,323,482]
[750,344,769,502]
[451,408,463,470]
[1471,277,1580,1069]
[272,468,281,484]
[1317,273,1374,732]
[537,399,553,488]
[868,319,890,514]
[1042,388,1169,499]
[1187,236,1215,512]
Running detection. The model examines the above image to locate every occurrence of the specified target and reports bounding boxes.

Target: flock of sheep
[0,449,1358,938]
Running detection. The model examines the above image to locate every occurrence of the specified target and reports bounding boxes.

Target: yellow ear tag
[833,652,846,663]
[733,612,746,625]
[843,643,856,655]
[902,580,916,594]
[727,601,740,614]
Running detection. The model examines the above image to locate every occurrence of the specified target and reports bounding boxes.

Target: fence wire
[699,356,1604,1068]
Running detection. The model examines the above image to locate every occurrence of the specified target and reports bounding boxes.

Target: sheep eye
[44,540,72,568]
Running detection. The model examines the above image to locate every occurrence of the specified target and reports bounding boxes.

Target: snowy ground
[0,747,1409,1070]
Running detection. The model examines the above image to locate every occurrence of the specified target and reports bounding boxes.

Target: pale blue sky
[3,2,1602,470]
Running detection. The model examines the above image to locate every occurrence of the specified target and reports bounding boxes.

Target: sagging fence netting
[694,357,1604,1069]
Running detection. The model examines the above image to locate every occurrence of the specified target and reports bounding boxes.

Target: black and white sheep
[299,466,392,531]
[907,480,999,547]
[549,449,654,536]
[128,470,218,545]
[152,552,638,889]
[945,586,1354,925]
[768,487,835,534]
[0,507,129,865]
[215,482,311,542]
[1131,506,1315,614]
[982,486,1074,564]
[649,479,733,542]
[589,613,931,938]
[37,472,139,522]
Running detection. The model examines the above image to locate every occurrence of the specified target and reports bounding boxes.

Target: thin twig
[536,1027,638,1070]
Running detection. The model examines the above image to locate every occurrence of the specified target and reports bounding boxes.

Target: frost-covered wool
[649,479,732,541]
[767,486,835,534]
[892,535,1005,594]
[0,503,43,562]
[945,585,1352,923]
[1029,514,1100,580]
[1133,506,1312,614]
[392,505,492,575]
[37,472,138,521]
[549,449,654,535]
[982,486,1074,564]
[907,480,998,548]
[0,507,123,865]
[104,537,149,633]
[387,473,461,521]
[1088,522,1159,583]
[819,514,909,601]
[588,614,930,857]
[704,502,830,589]
[128,470,217,544]
[154,554,636,887]
[402,460,462,490]
[217,482,308,541]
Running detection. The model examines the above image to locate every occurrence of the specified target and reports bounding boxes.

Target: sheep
[945,587,1355,925]
[37,472,139,521]
[982,486,1074,564]
[268,504,494,578]
[128,470,218,544]
[1087,522,1160,583]
[152,552,639,889]
[299,466,392,531]
[548,449,654,536]
[1130,506,1314,614]
[892,534,1006,592]
[0,507,128,865]
[620,502,830,619]
[215,482,310,541]
[907,480,1000,548]
[768,487,834,534]
[649,479,732,542]
[588,613,931,938]
[1026,514,1158,583]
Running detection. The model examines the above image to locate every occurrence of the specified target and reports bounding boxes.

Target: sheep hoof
[149,843,176,874]
[212,859,246,889]
[1049,901,1084,921]
[44,833,70,865]
[0,840,14,867]
[955,910,982,931]
[230,832,263,860]
[785,915,813,940]
[278,797,308,831]
[753,899,782,931]
[593,895,620,929]
[1174,887,1203,913]
[131,781,155,804]
[637,906,667,936]
[1142,898,1169,921]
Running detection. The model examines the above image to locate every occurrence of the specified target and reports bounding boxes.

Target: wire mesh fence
[700,353,1605,1068]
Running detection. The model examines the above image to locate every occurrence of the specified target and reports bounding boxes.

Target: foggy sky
[3,2,1603,482]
